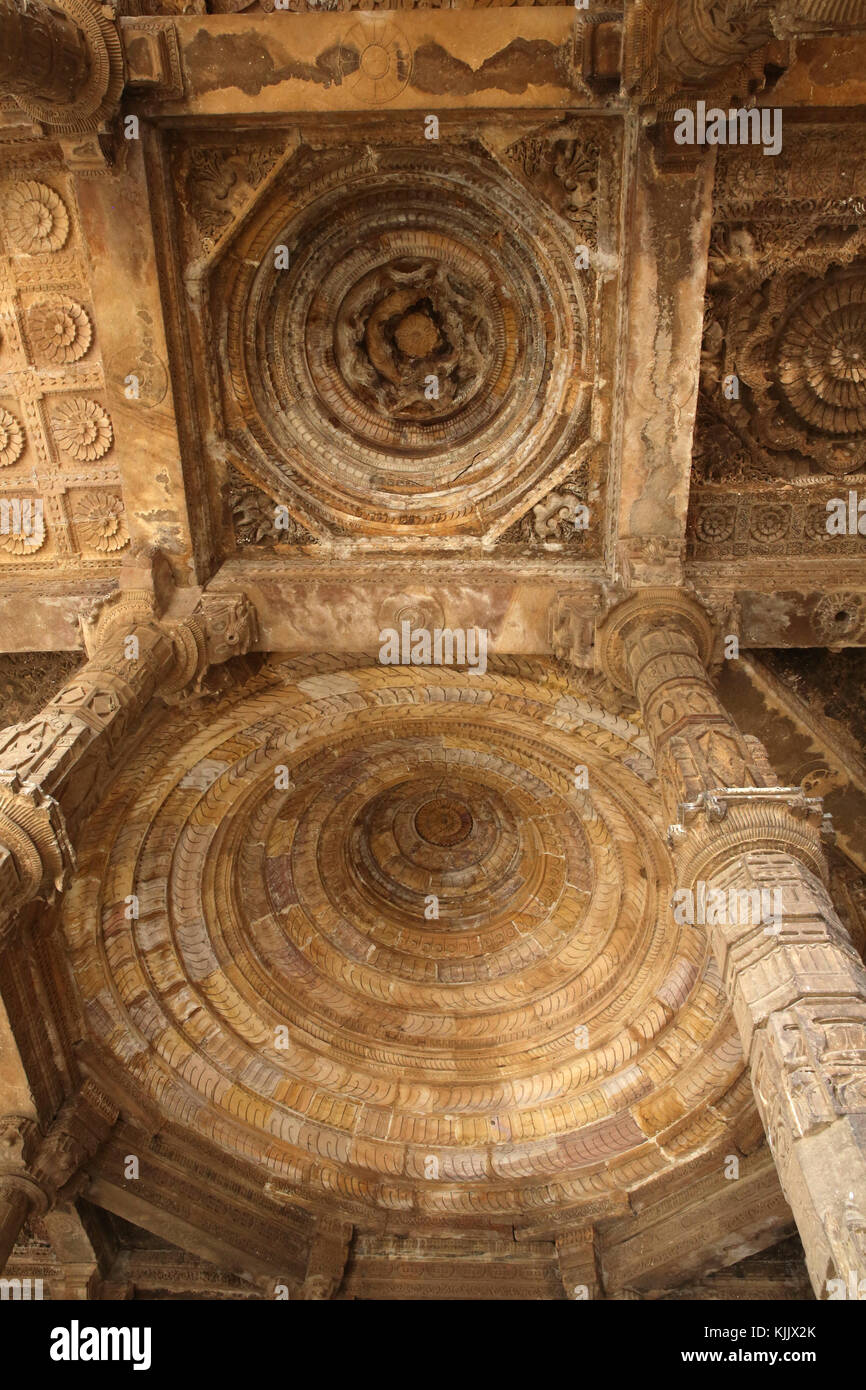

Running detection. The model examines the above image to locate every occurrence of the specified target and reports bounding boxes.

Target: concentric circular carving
[64,659,746,1224]
[414,795,473,849]
[216,149,590,536]
[776,275,866,436]
[337,20,413,106]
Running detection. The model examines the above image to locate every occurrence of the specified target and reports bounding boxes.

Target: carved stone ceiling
[5,0,866,1302]
[169,116,618,550]
[62,655,754,1227]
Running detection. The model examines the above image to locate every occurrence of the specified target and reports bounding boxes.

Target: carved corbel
[297,1217,353,1301]
[163,590,260,701]
[555,1226,602,1300]
[0,1084,117,1273]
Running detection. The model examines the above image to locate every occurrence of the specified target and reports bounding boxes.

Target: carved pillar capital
[627,0,866,104]
[0,0,124,135]
[596,587,714,693]
[0,777,75,928]
[0,582,258,940]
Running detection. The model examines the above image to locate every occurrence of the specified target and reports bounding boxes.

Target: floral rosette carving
[28,298,92,365]
[0,409,25,468]
[3,181,70,255]
[52,399,113,462]
[718,270,866,478]
[73,491,129,553]
[694,504,735,546]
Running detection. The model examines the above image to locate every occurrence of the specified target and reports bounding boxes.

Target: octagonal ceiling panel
[166,119,621,550]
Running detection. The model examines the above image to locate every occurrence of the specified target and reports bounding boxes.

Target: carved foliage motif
[690,127,866,559]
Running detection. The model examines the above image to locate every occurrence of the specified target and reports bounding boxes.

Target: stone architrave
[597,588,866,1298]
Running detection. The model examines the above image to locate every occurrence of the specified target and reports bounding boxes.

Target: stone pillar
[597,589,866,1299]
[0,583,258,940]
[0,0,90,107]
[0,1084,117,1275]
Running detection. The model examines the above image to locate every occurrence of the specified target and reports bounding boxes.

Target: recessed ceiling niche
[210,144,592,539]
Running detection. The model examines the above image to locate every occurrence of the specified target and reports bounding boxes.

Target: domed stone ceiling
[63,658,747,1223]
[212,145,592,539]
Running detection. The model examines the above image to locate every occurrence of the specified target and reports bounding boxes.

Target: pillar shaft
[0,0,89,106]
[598,590,866,1298]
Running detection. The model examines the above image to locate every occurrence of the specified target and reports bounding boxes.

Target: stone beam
[610,140,714,589]
[208,555,602,658]
[719,654,866,876]
[86,1177,296,1292]
[601,1145,794,1296]
[70,136,205,588]
[123,10,593,120]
